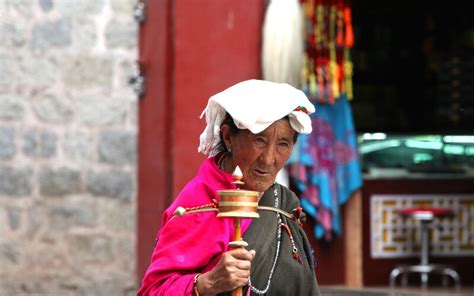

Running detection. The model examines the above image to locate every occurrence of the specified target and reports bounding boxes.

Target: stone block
[31,19,72,50]
[32,93,72,124]
[0,95,24,120]
[1,274,66,295]
[110,0,136,15]
[0,209,8,239]
[124,286,138,296]
[105,19,137,49]
[116,235,136,272]
[0,127,15,159]
[7,208,21,231]
[28,243,68,272]
[39,0,53,12]
[48,202,98,230]
[20,57,58,88]
[62,56,113,90]
[100,201,135,232]
[26,206,43,239]
[98,130,136,165]
[39,167,82,197]
[57,0,105,18]
[73,19,98,50]
[7,0,34,19]
[0,55,19,86]
[0,166,32,197]
[86,171,133,201]
[79,275,135,296]
[0,22,27,47]
[69,233,113,264]
[63,132,94,162]
[22,129,57,158]
[0,280,18,296]
[128,101,138,126]
[76,95,128,126]
[0,243,20,267]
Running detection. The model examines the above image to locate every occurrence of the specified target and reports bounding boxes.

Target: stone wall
[0,0,138,295]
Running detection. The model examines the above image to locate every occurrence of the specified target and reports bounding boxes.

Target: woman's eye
[278,141,291,151]
[254,137,266,145]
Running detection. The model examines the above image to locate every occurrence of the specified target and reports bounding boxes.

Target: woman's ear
[220,124,232,150]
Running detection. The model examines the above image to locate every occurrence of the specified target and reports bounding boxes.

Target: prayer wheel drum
[216,189,260,218]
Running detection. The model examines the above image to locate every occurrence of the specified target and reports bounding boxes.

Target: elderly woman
[137,80,319,295]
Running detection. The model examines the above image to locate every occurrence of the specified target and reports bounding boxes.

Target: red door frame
[137,0,174,284]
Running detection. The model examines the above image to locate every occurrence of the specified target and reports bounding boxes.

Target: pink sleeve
[137,211,233,296]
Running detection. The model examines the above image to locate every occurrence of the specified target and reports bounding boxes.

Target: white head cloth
[198,79,315,157]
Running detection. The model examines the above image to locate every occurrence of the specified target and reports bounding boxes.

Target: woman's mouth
[254,168,270,177]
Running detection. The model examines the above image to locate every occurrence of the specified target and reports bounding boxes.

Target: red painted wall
[172,1,265,197]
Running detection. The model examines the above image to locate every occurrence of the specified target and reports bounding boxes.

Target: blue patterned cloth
[287,95,363,240]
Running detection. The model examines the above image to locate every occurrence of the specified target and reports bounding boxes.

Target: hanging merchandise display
[300,0,354,104]
[287,95,362,240]
[289,0,361,240]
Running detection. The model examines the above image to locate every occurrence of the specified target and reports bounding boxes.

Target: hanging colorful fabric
[300,0,354,103]
[287,0,361,241]
[287,95,362,240]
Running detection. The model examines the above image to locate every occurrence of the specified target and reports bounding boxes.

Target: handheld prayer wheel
[217,166,259,296]
[217,169,260,217]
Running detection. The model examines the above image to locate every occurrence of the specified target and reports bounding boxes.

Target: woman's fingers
[200,248,257,294]
[228,248,256,262]
[221,249,255,283]
[224,248,256,274]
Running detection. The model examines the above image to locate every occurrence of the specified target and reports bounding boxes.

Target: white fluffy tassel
[262,0,304,88]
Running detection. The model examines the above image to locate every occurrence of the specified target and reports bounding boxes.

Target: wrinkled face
[221,118,295,192]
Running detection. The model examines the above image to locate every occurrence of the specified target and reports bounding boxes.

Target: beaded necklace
[248,185,281,295]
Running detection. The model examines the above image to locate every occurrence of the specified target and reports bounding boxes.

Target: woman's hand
[196,248,256,295]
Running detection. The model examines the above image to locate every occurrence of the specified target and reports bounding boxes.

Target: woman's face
[221,118,295,192]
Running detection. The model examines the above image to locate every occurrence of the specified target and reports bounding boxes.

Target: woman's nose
[260,146,276,166]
